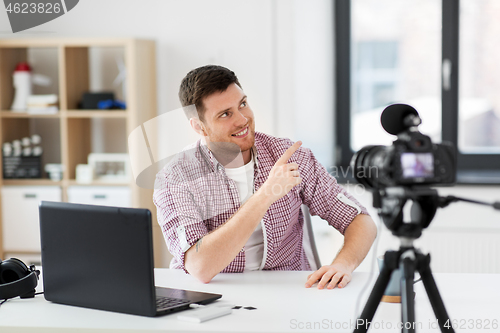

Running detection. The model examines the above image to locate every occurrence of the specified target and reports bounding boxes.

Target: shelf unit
[0,38,165,267]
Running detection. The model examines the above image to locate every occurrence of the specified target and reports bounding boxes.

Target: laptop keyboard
[156,296,191,311]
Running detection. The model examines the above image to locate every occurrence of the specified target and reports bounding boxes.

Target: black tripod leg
[417,253,455,333]
[354,251,397,333]
[401,256,416,333]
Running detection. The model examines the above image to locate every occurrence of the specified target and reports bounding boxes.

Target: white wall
[275,0,334,166]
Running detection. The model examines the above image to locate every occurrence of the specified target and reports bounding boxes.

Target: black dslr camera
[351,104,456,190]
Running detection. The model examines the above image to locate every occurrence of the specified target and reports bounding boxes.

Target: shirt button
[218,165,223,171]
[229,184,235,189]
[240,248,244,253]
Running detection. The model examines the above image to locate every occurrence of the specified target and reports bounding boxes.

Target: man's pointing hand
[260,141,303,203]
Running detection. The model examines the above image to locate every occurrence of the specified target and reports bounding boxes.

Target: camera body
[351,105,456,190]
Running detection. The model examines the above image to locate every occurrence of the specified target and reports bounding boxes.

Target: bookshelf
[0,38,166,267]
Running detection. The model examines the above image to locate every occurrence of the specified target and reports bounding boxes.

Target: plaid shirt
[153,132,369,273]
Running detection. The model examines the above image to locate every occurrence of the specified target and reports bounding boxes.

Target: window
[459,0,500,153]
[355,41,399,113]
[335,0,500,183]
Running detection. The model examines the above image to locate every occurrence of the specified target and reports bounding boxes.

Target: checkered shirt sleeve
[153,162,208,273]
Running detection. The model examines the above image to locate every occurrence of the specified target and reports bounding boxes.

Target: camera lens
[351,145,393,189]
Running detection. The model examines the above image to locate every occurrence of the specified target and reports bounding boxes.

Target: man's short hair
[179,65,242,122]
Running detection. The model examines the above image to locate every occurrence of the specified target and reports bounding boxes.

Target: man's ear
[190,117,207,136]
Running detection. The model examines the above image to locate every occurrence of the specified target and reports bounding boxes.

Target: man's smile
[231,125,249,138]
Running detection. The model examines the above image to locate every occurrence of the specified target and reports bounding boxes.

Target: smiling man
[153,65,377,289]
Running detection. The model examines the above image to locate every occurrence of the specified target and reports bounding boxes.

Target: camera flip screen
[401,152,434,178]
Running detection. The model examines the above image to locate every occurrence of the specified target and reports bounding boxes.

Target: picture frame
[87,153,130,183]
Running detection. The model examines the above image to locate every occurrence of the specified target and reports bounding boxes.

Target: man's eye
[220,112,229,118]
[241,101,247,108]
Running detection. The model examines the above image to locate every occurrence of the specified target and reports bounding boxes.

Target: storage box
[2,155,42,179]
[67,186,131,208]
[1,186,61,252]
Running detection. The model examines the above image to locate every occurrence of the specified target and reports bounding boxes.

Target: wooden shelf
[1,111,60,118]
[0,38,136,48]
[1,179,131,187]
[65,180,130,187]
[2,179,62,186]
[0,38,160,266]
[66,110,127,118]
[1,111,128,118]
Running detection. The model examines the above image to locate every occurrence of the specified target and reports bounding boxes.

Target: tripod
[354,237,454,333]
[354,186,500,333]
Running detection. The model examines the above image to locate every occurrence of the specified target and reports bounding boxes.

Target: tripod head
[372,186,438,239]
[371,186,500,239]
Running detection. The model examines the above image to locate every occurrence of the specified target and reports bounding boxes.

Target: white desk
[1,269,499,333]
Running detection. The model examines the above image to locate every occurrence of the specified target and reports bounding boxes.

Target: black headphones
[0,258,40,300]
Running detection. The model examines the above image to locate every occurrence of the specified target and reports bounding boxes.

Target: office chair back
[302,205,322,271]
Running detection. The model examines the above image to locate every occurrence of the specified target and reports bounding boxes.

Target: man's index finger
[276,141,302,165]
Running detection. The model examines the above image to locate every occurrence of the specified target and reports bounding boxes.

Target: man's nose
[235,111,248,126]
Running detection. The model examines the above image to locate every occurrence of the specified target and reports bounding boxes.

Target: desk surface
[1,269,499,333]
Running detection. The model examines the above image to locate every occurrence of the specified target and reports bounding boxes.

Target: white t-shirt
[223,154,264,271]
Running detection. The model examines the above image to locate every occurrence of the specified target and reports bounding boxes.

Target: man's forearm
[184,189,273,283]
[332,214,377,270]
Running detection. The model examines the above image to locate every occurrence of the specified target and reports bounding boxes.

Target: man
[153,65,377,289]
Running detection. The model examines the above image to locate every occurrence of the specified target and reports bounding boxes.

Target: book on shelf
[25,94,59,114]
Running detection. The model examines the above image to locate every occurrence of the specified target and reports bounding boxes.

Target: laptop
[39,201,221,317]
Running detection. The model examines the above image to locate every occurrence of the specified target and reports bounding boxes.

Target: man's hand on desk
[304,215,377,290]
[304,262,353,289]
